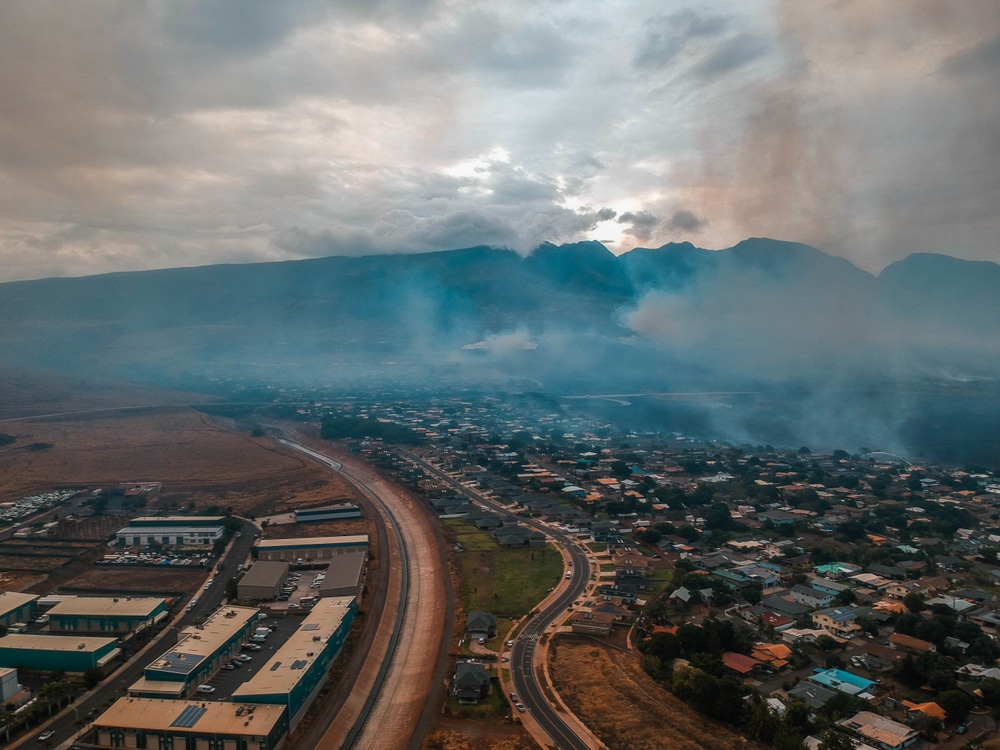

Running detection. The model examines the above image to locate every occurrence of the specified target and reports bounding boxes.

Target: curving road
[399,449,597,750]
[276,437,449,750]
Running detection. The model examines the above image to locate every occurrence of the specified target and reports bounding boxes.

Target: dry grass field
[548,638,760,750]
[0,407,359,516]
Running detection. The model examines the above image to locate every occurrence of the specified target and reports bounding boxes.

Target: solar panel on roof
[171,705,207,728]
[270,662,282,671]
[302,623,320,630]
[291,660,306,669]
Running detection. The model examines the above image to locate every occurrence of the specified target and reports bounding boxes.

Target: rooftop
[147,606,258,677]
[256,535,368,550]
[94,696,286,736]
[233,597,355,698]
[0,591,39,616]
[48,595,166,618]
[0,633,117,653]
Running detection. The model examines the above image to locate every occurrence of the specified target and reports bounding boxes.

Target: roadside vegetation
[444,518,562,616]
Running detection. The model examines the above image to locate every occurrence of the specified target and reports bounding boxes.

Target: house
[901,700,946,722]
[786,682,838,711]
[860,642,906,671]
[722,652,761,676]
[838,711,918,750]
[570,611,613,636]
[809,668,876,697]
[760,611,795,631]
[453,662,491,703]
[887,632,936,654]
[752,643,792,670]
[466,611,497,641]
[790,585,835,609]
[812,608,861,638]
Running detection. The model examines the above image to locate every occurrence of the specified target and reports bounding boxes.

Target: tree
[817,728,855,750]
[743,586,762,606]
[902,592,925,613]
[937,689,973,723]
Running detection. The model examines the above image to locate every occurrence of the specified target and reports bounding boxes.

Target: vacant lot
[548,638,759,750]
[444,519,562,618]
[0,408,359,517]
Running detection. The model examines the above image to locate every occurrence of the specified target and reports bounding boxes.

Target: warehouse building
[233,597,356,728]
[47,595,169,634]
[131,606,259,698]
[318,552,366,602]
[237,562,290,601]
[115,516,226,547]
[91,696,288,750]
[0,591,37,629]
[254,535,368,564]
[0,633,120,673]
[294,503,361,523]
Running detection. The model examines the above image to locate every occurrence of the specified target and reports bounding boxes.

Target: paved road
[400,450,597,750]
[276,438,449,750]
[14,520,257,750]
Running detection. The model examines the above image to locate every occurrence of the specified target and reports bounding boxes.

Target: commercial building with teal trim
[0,591,38,628]
[47,595,169,634]
[115,515,226,547]
[92,696,288,750]
[0,633,120,673]
[233,596,356,728]
[294,503,361,523]
[255,535,368,564]
[131,605,259,698]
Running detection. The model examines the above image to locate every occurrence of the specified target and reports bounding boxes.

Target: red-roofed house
[722,652,761,676]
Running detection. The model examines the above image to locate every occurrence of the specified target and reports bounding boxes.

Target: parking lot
[198,613,304,698]
[266,568,326,612]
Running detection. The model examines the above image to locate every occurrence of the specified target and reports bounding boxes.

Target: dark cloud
[633,9,730,69]
[939,33,1000,77]
[690,32,769,80]
[617,210,659,240]
[666,209,707,232]
[595,207,617,221]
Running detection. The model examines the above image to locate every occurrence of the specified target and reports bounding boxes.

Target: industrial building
[91,696,288,750]
[46,595,169,634]
[318,553,366,602]
[293,503,361,523]
[0,591,37,629]
[0,633,120,673]
[233,597,356,728]
[237,561,290,601]
[131,606,259,698]
[115,516,226,547]
[254,535,368,564]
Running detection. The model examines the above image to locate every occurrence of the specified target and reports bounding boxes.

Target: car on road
[506,640,514,647]
[515,703,526,712]
[39,730,55,742]
[509,692,518,701]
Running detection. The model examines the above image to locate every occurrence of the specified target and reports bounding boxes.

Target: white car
[39,730,55,742]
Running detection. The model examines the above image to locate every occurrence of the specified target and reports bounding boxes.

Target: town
[2,385,1000,750]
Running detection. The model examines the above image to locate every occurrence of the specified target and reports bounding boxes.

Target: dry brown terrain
[0,408,359,516]
[548,638,759,750]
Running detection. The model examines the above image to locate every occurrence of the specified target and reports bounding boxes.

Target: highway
[399,449,596,750]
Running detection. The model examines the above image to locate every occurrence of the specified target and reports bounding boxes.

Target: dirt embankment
[548,638,759,750]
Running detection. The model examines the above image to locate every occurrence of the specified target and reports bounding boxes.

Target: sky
[0,1,998,282]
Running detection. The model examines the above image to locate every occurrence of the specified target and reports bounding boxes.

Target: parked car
[515,703,527,713]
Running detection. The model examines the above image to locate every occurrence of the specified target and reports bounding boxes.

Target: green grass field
[445,518,563,617]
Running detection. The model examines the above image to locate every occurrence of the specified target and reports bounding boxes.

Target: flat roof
[95,697,286,736]
[128,678,187,696]
[0,633,117,653]
[130,516,226,524]
[48,595,166,618]
[0,591,38,617]
[240,561,289,589]
[256,535,368,550]
[147,606,258,677]
[233,597,354,699]
[319,554,366,593]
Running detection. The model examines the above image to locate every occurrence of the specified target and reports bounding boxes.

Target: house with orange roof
[901,700,946,722]
[751,643,792,670]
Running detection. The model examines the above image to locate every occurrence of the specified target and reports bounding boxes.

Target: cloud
[0,2,999,282]
[617,210,659,241]
[666,209,707,232]
[633,9,730,70]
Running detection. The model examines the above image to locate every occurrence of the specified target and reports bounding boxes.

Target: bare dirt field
[548,638,760,750]
[0,408,359,516]
[46,563,205,597]
[422,724,536,750]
